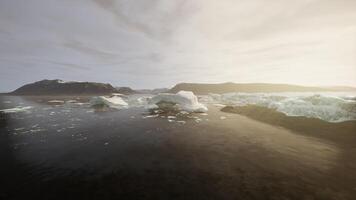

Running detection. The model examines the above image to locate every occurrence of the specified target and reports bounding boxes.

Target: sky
[0,0,356,91]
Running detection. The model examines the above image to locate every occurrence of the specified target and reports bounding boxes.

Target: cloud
[63,40,120,60]
[93,0,198,40]
[0,0,355,91]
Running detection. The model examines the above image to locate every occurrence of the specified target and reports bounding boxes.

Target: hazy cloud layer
[0,0,355,91]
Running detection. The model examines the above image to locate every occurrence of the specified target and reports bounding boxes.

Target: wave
[201,92,356,122]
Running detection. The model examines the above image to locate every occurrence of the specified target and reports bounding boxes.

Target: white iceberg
[90,95,128,109]
[148,91,208,113]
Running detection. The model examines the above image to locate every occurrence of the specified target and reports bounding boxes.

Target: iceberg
[148,91,208,113]
[90,95,128,109]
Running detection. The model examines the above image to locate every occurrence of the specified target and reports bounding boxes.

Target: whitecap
[206,92,356,122]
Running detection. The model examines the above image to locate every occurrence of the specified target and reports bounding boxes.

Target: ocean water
[0,95,208,173]
[200,92,356,122]
[0,95,215,199]
[1,95,356,199]
[2,92,356,123]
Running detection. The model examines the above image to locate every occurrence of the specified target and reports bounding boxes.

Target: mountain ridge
[169,82,356,94]
[10,79,135,95]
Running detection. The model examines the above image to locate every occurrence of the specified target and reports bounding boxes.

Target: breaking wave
[201,92,356,123]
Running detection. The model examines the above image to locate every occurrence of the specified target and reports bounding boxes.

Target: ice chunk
[142,114,159,119]
[0,106,32,113]
[148,91,208,113]
[127,96,151,107]
[90,96,128,109]
[48,100,65,104]
[66,100,78,103]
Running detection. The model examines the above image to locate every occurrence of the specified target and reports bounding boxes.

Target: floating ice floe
[66,100,78,103]
[0,106,32,113]
[48,100,65,104]
[142,114,159,119]
[90,95,128,109]
[148,91,208,113]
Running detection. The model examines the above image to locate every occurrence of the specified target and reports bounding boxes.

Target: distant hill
[169,82,356,94]
[136,88,169,94]
[115,87,137,95]
[11,79,127,95]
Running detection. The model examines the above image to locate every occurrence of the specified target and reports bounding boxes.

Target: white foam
[205,92,356,123]
[30,128,46,133]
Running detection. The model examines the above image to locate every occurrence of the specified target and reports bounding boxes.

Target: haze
[0,0,355,92]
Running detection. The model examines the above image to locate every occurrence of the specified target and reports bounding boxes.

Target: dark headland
[9,79,137,95]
